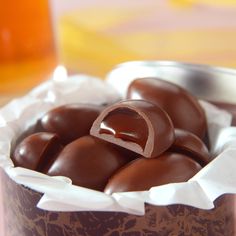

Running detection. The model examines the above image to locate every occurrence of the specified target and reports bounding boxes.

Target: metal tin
[106,61,236,104]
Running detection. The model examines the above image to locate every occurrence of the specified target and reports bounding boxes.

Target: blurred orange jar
[0,0,57,94]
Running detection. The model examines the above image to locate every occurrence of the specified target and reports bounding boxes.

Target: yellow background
[57,1,236,77]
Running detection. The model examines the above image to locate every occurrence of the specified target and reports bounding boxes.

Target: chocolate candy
[90,100,175,158]
[12,132,63,172]
[127,78,207,139]
[40,104,102,144]
[170,129,210,166]
[104,152,202,194]
[12,93,207,192]
[46,136,130,191]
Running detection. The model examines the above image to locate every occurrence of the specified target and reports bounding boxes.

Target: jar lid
[106,61,236,104]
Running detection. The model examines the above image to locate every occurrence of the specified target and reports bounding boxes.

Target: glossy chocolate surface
[13,132,63,172]
[40,104,102,145]
[46,136,130,191]
[170,129,211,166]
[127,78,207,139]
[104,152,202,194]
[90,100,175,158]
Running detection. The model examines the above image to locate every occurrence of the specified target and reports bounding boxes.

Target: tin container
[107,61,236,103]
[0,168,234,236]
[107,60,236,125]
[0,63,236,236]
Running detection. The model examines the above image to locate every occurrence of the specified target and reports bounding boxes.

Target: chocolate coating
[170,129,211,166]
[90,100,175,158]
[40,104,102,144]
[12,132,63,172]
[46,136,130,191]
[127,78,207,139]
[104,152,202,194]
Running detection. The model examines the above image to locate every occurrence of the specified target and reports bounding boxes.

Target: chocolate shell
[12,132,63,172]
[40,104,102,144]
[104,152,202,194]
[127,78,207,139]
[46,136,130,191]
[170,129,211,166]
[90,100,175,158]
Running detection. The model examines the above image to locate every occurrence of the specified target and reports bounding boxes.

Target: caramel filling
[99,108,148,149]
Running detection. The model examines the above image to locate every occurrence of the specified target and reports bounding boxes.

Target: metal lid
[106,61,236,104]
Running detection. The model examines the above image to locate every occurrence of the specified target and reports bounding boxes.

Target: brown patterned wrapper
[0,168,235,236]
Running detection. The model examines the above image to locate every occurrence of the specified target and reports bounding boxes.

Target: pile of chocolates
[12,78,211,193]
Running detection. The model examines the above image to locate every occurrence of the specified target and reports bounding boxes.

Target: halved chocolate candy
[127,78,207,139]
[40,104,103,145]
[90,100,175,158]
[12,132,63,172]
[104,152,202,194]
[170,129,211,166]
[46,136,130,191]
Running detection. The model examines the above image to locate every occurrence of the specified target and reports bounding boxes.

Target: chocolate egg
[104,152,202,194]
[170,129,211,166]
[46,136,131,191]
[127,78,207,139]
[90,100,175,158]
[13,132,63,171]
[40,104,102,144]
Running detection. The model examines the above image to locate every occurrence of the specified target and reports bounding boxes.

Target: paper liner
[0,74,236,216]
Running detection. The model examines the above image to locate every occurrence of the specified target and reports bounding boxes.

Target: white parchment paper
[0,74,236,215]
